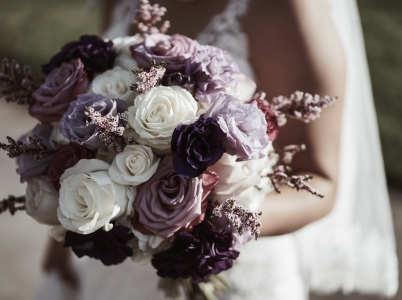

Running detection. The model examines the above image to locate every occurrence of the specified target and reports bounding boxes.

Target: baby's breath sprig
[254,91,337,126]
[130,59,166,94]
[84,107,128,152]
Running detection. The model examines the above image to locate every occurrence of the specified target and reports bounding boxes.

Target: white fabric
[37,0,398,299]
[294,0,398,297]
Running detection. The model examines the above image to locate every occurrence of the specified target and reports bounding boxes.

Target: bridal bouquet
[0,1,335,299]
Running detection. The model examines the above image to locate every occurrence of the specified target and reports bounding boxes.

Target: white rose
[58,159,136,234]
[209,143,278,209]
[109,144,160,186]
[126,86,197,154]
[88,66,138,105]
[112,35,143,55]
[114,53,139,71]
[25,176,60,225]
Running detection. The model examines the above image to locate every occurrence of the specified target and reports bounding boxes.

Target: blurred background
[0,0,401,299]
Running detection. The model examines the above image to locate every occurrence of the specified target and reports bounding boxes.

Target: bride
[37,0,398,299]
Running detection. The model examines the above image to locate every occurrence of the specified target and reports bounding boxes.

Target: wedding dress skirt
[36,0,398,299]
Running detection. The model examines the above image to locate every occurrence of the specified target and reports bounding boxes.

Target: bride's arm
[246,0,346,236]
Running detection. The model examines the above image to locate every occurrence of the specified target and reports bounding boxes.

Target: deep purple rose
[131,34,200,73]
[16,123,54,183]
[42,35,116,76]
[171,114,226,178]
[47,143,95,190]
[251,99,279,141]
[186,45,240,104]
[132,155,205,239]
[59,94,126,150]
[30,58,89,123]
[204,93,269,161]
[64,225,134,266]
[151,220,239,283]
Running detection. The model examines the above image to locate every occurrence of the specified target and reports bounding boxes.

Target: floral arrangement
[0,1,336,299]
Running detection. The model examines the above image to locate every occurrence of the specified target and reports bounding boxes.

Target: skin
[46,0,346,283]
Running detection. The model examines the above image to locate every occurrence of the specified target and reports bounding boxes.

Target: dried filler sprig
[271,91,336,126]
[130,59,166,93]
[0,57,38,105]
[254,91,336,127]
[84,107,128,151]
[268,165,324,198]
[0,195,25,215]
[0,135,53,161]
[133,0,170,37]
[212,198,262,240]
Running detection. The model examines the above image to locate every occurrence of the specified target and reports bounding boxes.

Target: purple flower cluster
[64,225,134,266]
[130,34,240,103]
[42,35,116,76]
[151,221,239,283]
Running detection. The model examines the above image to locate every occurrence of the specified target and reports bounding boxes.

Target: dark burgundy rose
[30,58,89,123]
[171,114,226,178]
[64,225,134,266]
[131,34,200,73]
[151,220,239,283]
[47,143,95,190]
[251,99,279,141]
[42,35,116,76]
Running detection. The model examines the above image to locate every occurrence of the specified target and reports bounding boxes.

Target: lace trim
[197,0,251,60]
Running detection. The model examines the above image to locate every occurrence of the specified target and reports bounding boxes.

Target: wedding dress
[36,0,398,299]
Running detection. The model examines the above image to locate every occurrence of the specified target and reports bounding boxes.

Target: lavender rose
[186,45,240,104]
[151,221,239,283]
[59,94,126,150]
[204,93,269,161]
[64,225,133,266]
[171,114,226,178]
[16,123,54,183]
[42,35,116,76]
[30,58,89,123]
[131,34,200,73]
[132,155,205,239]
[47,143,95,190]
